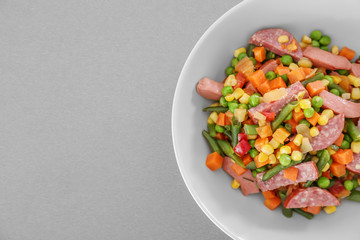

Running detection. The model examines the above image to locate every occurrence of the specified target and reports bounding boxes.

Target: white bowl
[172,0,360,239]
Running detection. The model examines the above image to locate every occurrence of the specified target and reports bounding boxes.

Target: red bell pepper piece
[261,112,276,121]
[233,139,251,156]
[233,72,246,89]
[238,133,248,142]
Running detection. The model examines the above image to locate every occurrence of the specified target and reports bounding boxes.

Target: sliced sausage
[196,77,224,100]
[350,63,360,77]
[222,157,259,196]
[303,46,351,70]
[310,113,345,151]
[346,153,360,174]
[284,187,340,208]
[259,59,278,74]
[320,90,360,118]
[249,28,303,61]
[256,162,318,192]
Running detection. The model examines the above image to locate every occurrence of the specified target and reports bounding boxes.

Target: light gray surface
[0,0,240,239]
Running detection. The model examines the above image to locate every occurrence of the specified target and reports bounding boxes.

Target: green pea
[339,140,350,149]
[353,179,359,189]
[337,69,349,76]
[231,58,239,67]
[279,154,291,166]
[228,102,239,113]
[344,134,352,143]
[304,107,315,118]
[280,74,288,82]
[238,52,248,60]
[317,176,330,188]
[319,35,331,46]
[281,55,293,66]
[324,75,334,85]
[310,30,322,40]
[320,46,329,51]
[266,51,275,59]
[311,40,320,48]
[225,66,234,75]
[249,57,256,66]
[265,71,276,80]
[252,170,257,178]
[215,125,225,133]
[330,88,340,96]
[256,166,267,173]
[249,148,259,158]
[219,96,228,107]
[311,96,323,108]
[344,180,354,191]
[284,123,292,134]
[249,94,261,107]
[299,119,310,127]
[249,139,256,148]
[239,103,249,110]
[222,86,233,96]
[284,112,293,121]
[314,107,320,112]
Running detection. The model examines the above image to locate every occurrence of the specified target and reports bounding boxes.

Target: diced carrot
[231,162,247,176]
[256,125,273,138]
[330,162,346,178]
[254,61,262,69]
[242,154,253,166]
[334,133,344,147]
[254,154,270,168]
[252,46,266,62]
[283,167,299,182]
[257,79,271,95]
[302,206,322,215]
[272,128,290,143]
[264,197,281,210]
[262,190,276,199]
[339,46,356,61]
[243,118,254,125]
[306,111,320,126]
[270,77,287,90]
[205,152,224,171]
[215,132,227,140]
[306,80,325,97]
[287,67,306,84]
[332,149,354,165]
[216,113,226,126]
[302,67,316,78]
[338,75,351,92]
[274,65,290,75]
[292,109,305,123]
[248,70,266,89]
[285,141,300,152]
[285,118,297,134]
[254,137,269,152]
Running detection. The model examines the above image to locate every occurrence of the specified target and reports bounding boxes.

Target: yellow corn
[298,57,313,68]
[322,109,334,119]
[247,134,258,140]
[269,138,280,149]
[351,142,360,154]
[291,151,303,161]
[224,74,237,87]
[234,47,246,58]
[269,154,277,164]
[258,152,269,163]
[331,45,339,55]
[276,150,282,160]
[331,75,342,84]
[239,93,250,104]
[234,108,247,123]
[321,79,330,87]
[210,102,220,107]
[289,63,299,71]
[294,105,302,113]
[293,134,303,147]
[278,35,289,43]
[225,93,235,102]
[310,127,320,137]
[311,156,319,164]
[324,206,336,214]
[309,151,318,155]
[280,146,292,155]
[296,91,306,101]
[299,42,308,49]
[318,115,329,126]
[302,35,312,44]
[326,146,336,155]
[261,144,274,155]
[258,119,266,127]
[322,163,330,172]
[253,111,266,121]
[233,88,244,99]
[352,88,360,100]
[299,99,311,109]
[208,112,218,124]
[342,93,351,100]
[231,179,241,189]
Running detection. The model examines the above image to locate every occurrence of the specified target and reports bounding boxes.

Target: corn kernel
[318,115,329,126]
[348,75,360,87]
[322,109,334,119]
[280,146,292,155]
[331,46,339,55]
[326,146,336,155]
[234,47,246,58]
[269,154,277,164]
[234,108,247,123]
[253,111,266,121]
[331,75,342,84]
[298,57,313,68]
[289,63,299,71]
[247,134,258,140]
[291,151,303,161]
[207,117,214,124]
[269,138,280,149]
[310,127,320,137]
[302,35,312,44]
[309,151,318,155]
[261,144,274,155]
[258,152,269,163]
[296,91,306,101]
[208,112,218,124]
[322,163,330,172]
[299,42,308,50]
[233,88,244,99]
[324,206,336,214]
[311,156,319,163]
[210,102,220,107]
[321,79,330,87]
[293,134,303,147]
[276,150,282,160]
[352,88,360,100]
[342,93,351,100]
[294,105,302,113]
[225,93,235,102]
[239,93,250,104]
[231,179,241,189]
[299,99,311,109]
[258,119,266,127]
[278,35,289,43]
[351,142,360,154]
[224,74,237,87]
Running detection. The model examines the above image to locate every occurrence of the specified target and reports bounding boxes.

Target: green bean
[293,208,314,220]
[303,154,313,162]
[247,44,256,57]
[202,130,224,155]
[346,119,360,142]
[328,83,346,95]
[271,101,299,130]
[231,124,241,147]
[216,139,245,167]
[244,124,259,135]
[301,73,324,87]
[304,180,314,188]
[262,160,300,181]
[279,191,293,218]
[202,106,228,113]
[223,130,233,142]
[208,123,216,137]
[316,149,330,174]
[245,161,257,170]
[347,190,360,202]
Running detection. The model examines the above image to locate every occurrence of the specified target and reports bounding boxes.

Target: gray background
[0,0,240,239]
